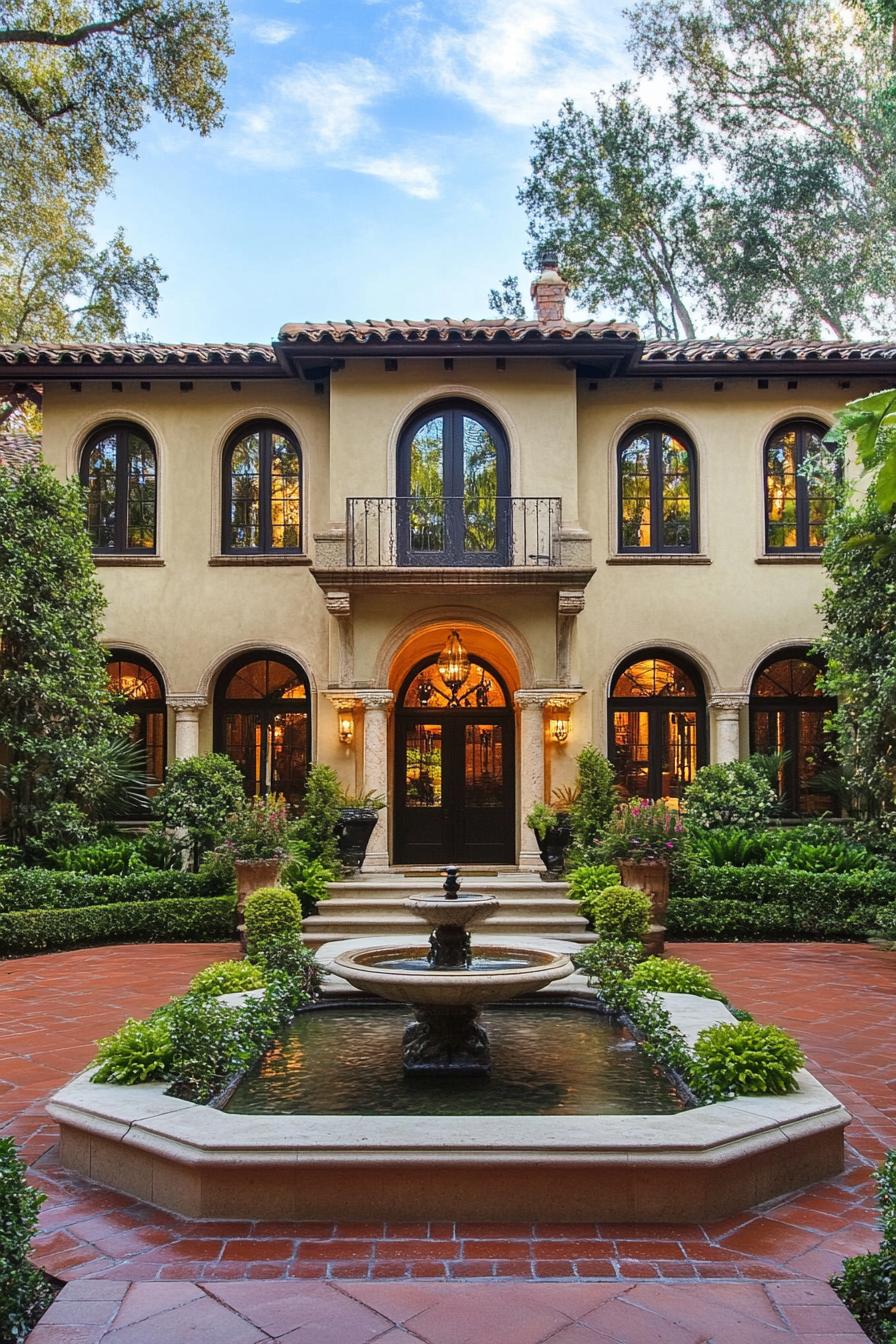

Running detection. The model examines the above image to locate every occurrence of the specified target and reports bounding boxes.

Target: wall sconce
[337,707,355,745]
[546,699,572,744]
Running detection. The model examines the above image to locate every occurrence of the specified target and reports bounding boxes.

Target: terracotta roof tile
[0,431,40,472]
[641,338,896,363]
[0,342,277,368]
[276,318,641,346]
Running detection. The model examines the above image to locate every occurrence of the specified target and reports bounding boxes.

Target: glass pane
[409,417,444,552]
[402,660,506,709]
[612,710,650,798]
[85,432,118,550]
[224,712,263,794]
[611,657,696,698]
[464,723,503,807]
[766,429,798,549]
[126,433,156,550]
[661,709,697,806]
[463,415,498,552]
[751,709,788,801]
[661,434,692,548]
[620,435,651,548]
[107,659,162,701]
[405,723,442,807]
[143,710,165,790]
[797,709,835,815]
[754,657,822,698]
[805,433,840,549]
[230,433,261,549]
[271,711,308,802]
[224,657,306,701]
[270,433,301,550]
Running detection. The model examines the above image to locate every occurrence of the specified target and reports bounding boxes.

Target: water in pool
[224,1004,687,1117]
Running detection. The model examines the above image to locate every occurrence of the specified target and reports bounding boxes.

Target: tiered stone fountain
[330,866,574,1073]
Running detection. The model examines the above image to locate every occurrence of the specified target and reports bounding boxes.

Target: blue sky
[91,0,632,342]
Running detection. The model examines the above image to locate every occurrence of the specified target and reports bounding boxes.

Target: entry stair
[301,873,595,951]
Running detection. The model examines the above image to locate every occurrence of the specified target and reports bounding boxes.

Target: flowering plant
[605,797,683,861]
[222,794,289,862]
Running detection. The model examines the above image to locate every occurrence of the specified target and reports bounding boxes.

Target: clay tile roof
[0,342,277,368]
[0,431,40,472]
[641,338,896,363]
[276,318,642,346]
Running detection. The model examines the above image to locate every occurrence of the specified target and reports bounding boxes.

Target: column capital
[515,688,585,710]
[709,693,750,712]
[324,589,351,617]
[325,692,360,712]
[558,588,586,616]
[168,694,208,711]
[355,689,394,712]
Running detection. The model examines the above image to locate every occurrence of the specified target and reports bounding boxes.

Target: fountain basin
[331,944,573,1007]
[405,894,499,927]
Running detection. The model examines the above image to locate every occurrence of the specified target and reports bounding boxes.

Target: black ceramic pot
[337,807,379,874]
[536,813,572,881]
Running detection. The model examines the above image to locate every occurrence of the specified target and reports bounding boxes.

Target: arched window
[80,423,156,553]
[107,651,167,808]
[764,420,840,552]
[223,421,302,554]
[608,651,705,805]
[214,652,310,804]
[750,649,837,814]
[396,400,510,565]
[617,422,696,554]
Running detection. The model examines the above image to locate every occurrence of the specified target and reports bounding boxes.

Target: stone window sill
[754,554,822,565]
[606,554,711,565]
[93,555,164,567]
[209,554,313,567]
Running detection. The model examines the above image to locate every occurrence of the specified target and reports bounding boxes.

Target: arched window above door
[396,400,510,565]
[750,648,837,814]
[214,651,310,805]
[222,421,302,554]
[80,422,157,553]
[608,651,705,805]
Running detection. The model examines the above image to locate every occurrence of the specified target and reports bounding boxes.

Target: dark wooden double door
[394,710,515,865]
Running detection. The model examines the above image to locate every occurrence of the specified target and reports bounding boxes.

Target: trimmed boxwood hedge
[669,864,896,939]
[0,867,224,914]
[0,894,236,954]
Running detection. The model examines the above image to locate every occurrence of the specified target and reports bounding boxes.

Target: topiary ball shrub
[0,1137,53,1343]
[589,885,652,941]
[691,1021,805,1099]
[244,885,302,956]
[683,761,776,831]
[629,956,726,1000]
[567,863,621,924]
[189,959,266,998]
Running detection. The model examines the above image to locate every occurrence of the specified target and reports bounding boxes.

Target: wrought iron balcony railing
[345,496,562,568]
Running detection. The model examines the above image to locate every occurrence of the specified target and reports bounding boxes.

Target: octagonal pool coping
[46,936,850,1225]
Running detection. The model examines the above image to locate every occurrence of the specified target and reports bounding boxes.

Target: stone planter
[535,814,572,881]
[618,858,670,925]
[336,807,379,874]
[234,858,284,918]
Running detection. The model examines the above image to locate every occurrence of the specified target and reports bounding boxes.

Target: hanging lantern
[437,630,470,706]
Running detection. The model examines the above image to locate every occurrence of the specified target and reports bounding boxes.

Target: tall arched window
[396,400,510,565]
[764,420,840,552]
[608,651,705,804]
[106,651,167,809]
[214,652,310,804]
[80,423,156,553]
[750,649,837,814]
[223,421,302,554]
[617,422,696,554]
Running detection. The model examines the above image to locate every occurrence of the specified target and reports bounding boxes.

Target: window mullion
[116,427,128,552]
[795,431,809,550]
[261,428,271,553]
[651,430,664,554]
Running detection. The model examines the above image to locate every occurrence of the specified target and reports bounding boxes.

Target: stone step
[302,915,588,938]
[327,881,570,899]
[319,896,577,915]
[302,928,597,950]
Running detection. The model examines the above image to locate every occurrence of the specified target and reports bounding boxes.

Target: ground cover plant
[0,1137,53,1342]
[833,1148,896,1343]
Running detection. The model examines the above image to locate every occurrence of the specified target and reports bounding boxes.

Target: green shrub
[667,897,796,940]
[588,885,652,940]
[772,839,873,873]
[686,827,770,867]
[0,1137,53,1343]
[244,885,302,955]
[49,835,142,874]
[91,1015,174,1084]
[0,895,236,954]
[690,1021,804,1099]
[224,793,289,861]
[574,938,644,989]
[683,761,776,830]
[873,902,896,941]
[290,763,342,868]
[281,849,338,918]
[166,993,255,1103]
[568,745,618,864]
[153,753,245,868]
[567,863,621,922]
[188,959,266,998]
[629,956,726,1000]
[0,866,225,914]
[832,1150,896,1344]
[250,932,322,998]
[0,844,21,872]
[526,800,559,842]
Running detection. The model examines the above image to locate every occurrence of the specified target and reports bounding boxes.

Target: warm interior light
[437,630,471,706]
[338,710,354,745]
[547,702,571,744]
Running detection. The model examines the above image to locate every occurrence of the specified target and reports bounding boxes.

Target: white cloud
[274,57,394,152]
[253,20,296,44]
[354,153,440,199]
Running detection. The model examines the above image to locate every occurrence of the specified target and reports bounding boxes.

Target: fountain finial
[442,865,460,900]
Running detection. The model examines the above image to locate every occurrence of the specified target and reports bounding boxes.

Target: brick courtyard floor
[2,939,892,1341]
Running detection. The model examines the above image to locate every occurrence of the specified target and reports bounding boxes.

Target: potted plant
[337,789,386,874]
[606,798,683,922]
[526,788,578,880]
[223,793,289,916]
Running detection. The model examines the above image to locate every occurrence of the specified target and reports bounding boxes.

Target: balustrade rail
[345,496,562,568]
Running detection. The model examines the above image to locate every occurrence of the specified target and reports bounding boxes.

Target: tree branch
[0,8,148,48]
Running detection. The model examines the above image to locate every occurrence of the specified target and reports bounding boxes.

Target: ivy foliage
[0,1136,52,1343]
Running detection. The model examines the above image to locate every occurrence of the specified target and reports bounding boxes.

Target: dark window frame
[79,421,157,555]
[763,418,839,554]
[749,646,838,815]
[213,649,311,803]
[106,648,167,814]
[607,647,707,802]
[222,419,304,555]
[616,420,698,555]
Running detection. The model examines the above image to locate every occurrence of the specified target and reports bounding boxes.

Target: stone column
[515,690,550,870]
[324,590,354,688]
[556,590,586,686]
[357,691,393,871]
[168,694,208,760]
[709,694,749,764]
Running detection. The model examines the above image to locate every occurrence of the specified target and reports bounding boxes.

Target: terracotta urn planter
[234,857,284,917]
[618,858,670,925]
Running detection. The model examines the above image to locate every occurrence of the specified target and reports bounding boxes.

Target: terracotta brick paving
[2,940,892,1339]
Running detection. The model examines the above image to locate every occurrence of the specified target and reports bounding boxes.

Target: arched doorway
[106,649,167,814]
[608,650,706,805]
[214,651,310,806]
[394,634,515,865]
[750,648,837,815]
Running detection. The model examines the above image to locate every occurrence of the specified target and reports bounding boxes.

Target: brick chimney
[530,249,568,323]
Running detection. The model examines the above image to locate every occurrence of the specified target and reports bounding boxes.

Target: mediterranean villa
[1,258,887,872]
